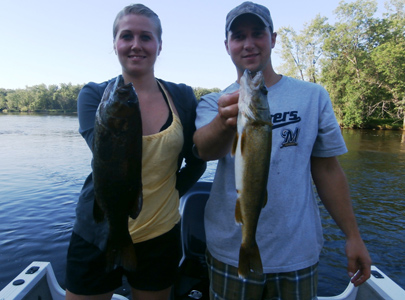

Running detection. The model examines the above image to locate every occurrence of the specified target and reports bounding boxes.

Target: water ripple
[0,116,404,295]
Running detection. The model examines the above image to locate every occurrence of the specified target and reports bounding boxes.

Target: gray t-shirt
[195,75,348,273]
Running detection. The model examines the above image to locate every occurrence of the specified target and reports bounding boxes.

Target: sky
[0,0,388,90]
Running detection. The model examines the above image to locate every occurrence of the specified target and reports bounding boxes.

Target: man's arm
[311,156,372,287]
[193,91,239,161]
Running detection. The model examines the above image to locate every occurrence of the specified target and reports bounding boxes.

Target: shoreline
[3,111,403,131]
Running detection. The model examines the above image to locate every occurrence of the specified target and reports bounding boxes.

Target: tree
[277,26,305,80]
[276,0,403,128]
[6,90,26,111]
[277,15,330,83]
[54,83,82,111]
[368,0,405,127]
[193,87,221,101]
[321,0,379,127]
[0,89,8,110]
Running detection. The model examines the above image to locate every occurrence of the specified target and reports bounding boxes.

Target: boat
[0,261,127,300]
[1,181,404,300]
[174,182,405,300]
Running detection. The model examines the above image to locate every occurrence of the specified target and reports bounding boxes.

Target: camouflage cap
[225,1,273,35]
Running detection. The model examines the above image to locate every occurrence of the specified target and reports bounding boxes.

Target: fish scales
[92,75,143,272]
[232,69,272,278]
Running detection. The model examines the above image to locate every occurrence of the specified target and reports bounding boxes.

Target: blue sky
[0,0,387,90]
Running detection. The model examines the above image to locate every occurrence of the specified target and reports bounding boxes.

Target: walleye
[92,75,143,272]
[231,69,272,278]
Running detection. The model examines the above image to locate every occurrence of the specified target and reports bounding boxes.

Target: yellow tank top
[128,81,183,243]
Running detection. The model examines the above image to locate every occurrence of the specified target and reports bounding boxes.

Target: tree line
[1,0,403,129]
[0,83,82,113]
[277,0,404,129]
[0,84,220,113]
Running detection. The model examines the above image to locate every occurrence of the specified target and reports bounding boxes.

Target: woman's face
[114,13,162,80]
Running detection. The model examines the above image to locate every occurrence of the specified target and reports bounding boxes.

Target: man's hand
[218,90,239,128]
[311,156,372,287]
[346,237,372,286]
[193,90,240,161]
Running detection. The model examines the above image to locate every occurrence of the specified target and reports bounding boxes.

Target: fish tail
[129,191,143,219]
[238,242,263,278]
[120,242,138,271]
[231,132,239,156]
[105,235,137,272]
[93,197,105,223]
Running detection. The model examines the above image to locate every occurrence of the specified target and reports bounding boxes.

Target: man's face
[225,14,276,77]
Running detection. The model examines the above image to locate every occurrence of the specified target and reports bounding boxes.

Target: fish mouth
[243,69,265,91]
[115,79,138,105]
[245,69,260,80]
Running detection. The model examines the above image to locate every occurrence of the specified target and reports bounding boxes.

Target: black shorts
[65,224,182,295]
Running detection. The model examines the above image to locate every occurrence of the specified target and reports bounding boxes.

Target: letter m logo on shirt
[280,128,300,148]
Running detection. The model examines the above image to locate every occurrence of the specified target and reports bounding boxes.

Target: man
[193,2,371,299]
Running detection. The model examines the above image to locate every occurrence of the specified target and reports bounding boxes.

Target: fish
[231,69,272,278]
[92,75,143,272]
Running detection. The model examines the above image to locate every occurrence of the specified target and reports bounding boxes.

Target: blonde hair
[113,4,162,42]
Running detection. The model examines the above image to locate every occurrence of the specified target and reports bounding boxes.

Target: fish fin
[93,198,105,223]
[240,131,246,156]
[238,242,263,279]
[235,197,243,225]
[129,190,143,219]
[231,133,238,157]
[105,234,137,272]
[263,190,268,208]
[120,242,137,271]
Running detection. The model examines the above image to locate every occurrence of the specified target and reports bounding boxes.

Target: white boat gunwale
[0,261,127,300]
[1,258,404,299]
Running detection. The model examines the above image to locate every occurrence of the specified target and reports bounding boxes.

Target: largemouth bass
[92,75,143,271]
[231,69,272,278]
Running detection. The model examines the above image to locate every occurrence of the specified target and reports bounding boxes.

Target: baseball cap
[225,2,273,35]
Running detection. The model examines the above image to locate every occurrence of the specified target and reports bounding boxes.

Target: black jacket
[73,76,206,249]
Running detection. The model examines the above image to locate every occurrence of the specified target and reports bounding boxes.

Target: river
[0,113,404,297]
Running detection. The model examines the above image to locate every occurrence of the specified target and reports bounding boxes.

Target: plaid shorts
[206,251,318,300]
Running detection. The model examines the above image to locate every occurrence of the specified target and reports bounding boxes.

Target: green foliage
[0,88,9,110]
[277,15,330,83]
[0,84,222,112]
[277,0,404,128]
[53,83,82,111]
[1,83,84,112]
[193,87,221,101]
[366,117,403,129]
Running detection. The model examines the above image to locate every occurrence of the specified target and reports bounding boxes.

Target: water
[318,129,405,295]
[0,114,91,292]
[0,114,404,296]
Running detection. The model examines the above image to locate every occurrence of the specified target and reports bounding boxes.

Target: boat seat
[179,181,212,261]
[175,181,212,299]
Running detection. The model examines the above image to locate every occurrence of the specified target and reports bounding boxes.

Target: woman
[65,4,206,300]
